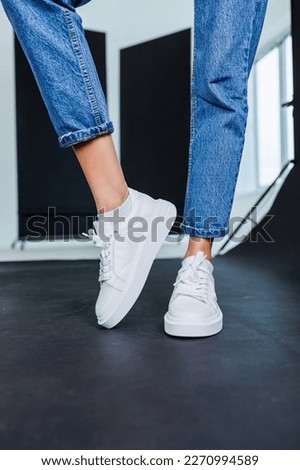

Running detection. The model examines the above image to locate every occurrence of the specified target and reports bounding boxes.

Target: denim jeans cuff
[58,121,114,148]
[182,223,228,238]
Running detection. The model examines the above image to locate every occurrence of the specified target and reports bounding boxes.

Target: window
[282,35,294,161]
[256,47,281,186]
[254,35,294,187]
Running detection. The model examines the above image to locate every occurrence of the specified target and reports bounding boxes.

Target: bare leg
[73,135,129,213]
[185,237,213,261]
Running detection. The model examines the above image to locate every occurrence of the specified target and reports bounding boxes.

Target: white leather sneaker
[85,188,176,329]
[164,252,223,337]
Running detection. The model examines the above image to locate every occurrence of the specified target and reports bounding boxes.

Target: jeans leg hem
[58,121,114,148]
[182,224,228,238]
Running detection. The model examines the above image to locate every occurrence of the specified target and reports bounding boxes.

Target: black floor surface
[0,245,299,450]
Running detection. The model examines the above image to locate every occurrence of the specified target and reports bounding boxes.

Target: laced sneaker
[164,251,223,337]
[84,188,177,329]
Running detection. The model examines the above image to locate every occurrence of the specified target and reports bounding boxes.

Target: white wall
[0,0,292,247]
[259,0,291,53]
[0,7,18,247]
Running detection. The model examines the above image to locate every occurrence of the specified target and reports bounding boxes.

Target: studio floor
[0,243,299,450]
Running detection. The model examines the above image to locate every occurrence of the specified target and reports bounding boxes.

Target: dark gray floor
[0,246,299,450]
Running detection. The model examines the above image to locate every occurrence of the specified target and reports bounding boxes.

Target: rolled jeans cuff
[58,121,114,148]
[182,223,228,238]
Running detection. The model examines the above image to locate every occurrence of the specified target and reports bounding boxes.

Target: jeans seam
[182,223,228,237]
[63,9,102,128]
[183,4,197,220]
[58,122,114,147]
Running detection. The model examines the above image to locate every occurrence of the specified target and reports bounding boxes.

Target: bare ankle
[97,184,129,214]
[185,236,213,261]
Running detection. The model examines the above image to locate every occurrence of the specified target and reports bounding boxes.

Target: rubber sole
[164,308,223,338]
[98,199,177,329]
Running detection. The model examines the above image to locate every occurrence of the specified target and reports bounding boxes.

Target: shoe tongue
[183,251,205,266]
[183,252,213,273]
[182,257,194,268]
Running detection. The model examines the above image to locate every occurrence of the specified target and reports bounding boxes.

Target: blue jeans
[1,0,114,148]
[183,0,268,237]
[1,0,268,237]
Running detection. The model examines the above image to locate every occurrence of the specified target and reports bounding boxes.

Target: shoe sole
[164,308,223,338]
[98,199,177,329]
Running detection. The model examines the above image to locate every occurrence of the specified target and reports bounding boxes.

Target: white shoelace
[174,253,210,304]
[83,228,112,284]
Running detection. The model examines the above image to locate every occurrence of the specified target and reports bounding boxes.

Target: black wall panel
[15,30,106,239]
[120,30,191,222]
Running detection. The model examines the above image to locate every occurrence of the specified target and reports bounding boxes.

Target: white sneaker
[85,188,177,329]
[164,252,223,337]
